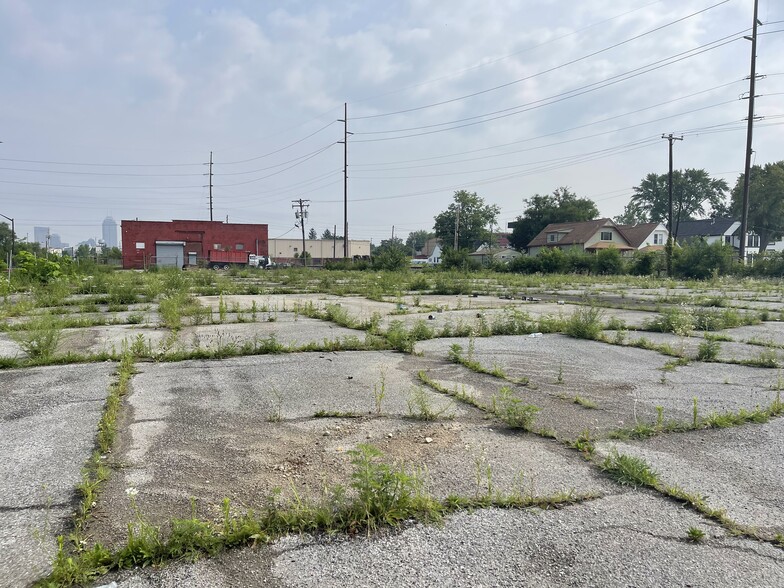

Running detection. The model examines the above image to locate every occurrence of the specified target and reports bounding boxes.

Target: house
[468,244,522,265]
[427,244,443,265]
[617,223,668,251]
[676,218,760,260]
[526,219,635,256]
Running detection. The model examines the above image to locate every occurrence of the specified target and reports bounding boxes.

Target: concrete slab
[0,364,113,586]
[61,325,170,356]
[87,352,617,551]
[717,322,784,347]
[612,330,776,363]
[0,332,24,358]
[106,492,784,588]
[597,417,784,535]
[416,335,782,433]
[180,316,366,350]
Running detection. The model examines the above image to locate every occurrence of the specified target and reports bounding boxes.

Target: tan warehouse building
[268,238,371,264]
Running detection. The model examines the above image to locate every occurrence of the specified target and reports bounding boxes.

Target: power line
[352,99,739,175]
[346,0,665,106]
[214,143,336,187]
[215,121,337,165]
[353,31,746,142]
[352,0,731,121]
[351,80,744,168]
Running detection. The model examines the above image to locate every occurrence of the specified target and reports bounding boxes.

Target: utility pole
[0,214,13,284]
[338,103,352,259]
[206,151,214,221]
[391,225,395,241]
[292,199,310,267]
[333,224,337,260]
[453,204,461,250]
[662,133,683,276]
[740,0,761,264]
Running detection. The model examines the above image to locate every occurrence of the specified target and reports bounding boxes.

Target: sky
[1,0,782,248]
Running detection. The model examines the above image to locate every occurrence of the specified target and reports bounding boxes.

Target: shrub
[673,240,736,280]
[594,247,624,275]
[12,313,63,360]
[564,306,604,340]
[491,387,540,430]
[696,339,720,361]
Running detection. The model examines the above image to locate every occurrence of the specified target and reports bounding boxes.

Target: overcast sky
[1,0,782,247]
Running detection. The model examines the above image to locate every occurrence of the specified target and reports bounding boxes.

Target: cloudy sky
[1,0,782,247]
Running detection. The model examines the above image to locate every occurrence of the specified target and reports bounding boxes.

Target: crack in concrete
[0,502,69,512]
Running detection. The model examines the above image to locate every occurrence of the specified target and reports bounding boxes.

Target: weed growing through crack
[11,313,63,360]
[563,305,604,340]
[373,368,387,415]
[267,388,283,422]
[573,395,597,409]
[473,450,494,497]
[686,527,706,542]
[407,386,453,421]
[491,387,540,431]
[696,338,720,361]
[601,451,659,488]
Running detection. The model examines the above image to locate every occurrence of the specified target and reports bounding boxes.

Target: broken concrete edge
[594,445,784,550]
[35,352,138,586]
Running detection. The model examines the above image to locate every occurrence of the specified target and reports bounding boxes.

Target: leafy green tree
[405,230,434,254]
[434,190,499,251]
[308,227,317,240]
[673,240,735,279]
[0,222,13,265]
[509,187,598,251]
[371,237,409,270]
[440,247,480,271]
[616,170,729,235]
[321,228,333,240]
[730,161,784,252]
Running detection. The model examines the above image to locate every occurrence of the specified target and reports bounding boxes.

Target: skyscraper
[102,216,118,248]
[34,226,49,248]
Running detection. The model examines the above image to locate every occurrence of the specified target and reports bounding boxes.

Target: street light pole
[0,213,14,284]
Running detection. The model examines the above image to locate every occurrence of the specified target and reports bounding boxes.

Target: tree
[433,190,499,251]
[371,237,408,270]
[509,187,598,251]
[730,161,784,253]
[308,227,317,240]
[321,228,333,240]
[0,222,13,265]
[405,230,434,254]
[616,170,729,235]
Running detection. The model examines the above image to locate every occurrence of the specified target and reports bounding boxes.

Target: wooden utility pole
[662,133,683,276]
[453,205,461,250]
[338,103,352,259]
[208,151,214,221]
[292,199,310,267]
[740,0,761,264]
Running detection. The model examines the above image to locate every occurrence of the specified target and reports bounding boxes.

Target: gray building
[34,226,49,248]
[102,216,118,248]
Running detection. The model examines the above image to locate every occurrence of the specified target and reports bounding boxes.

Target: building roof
[420,237,441,257]
[676,218,738,239]
[527,218,630,249]
[616,223,662,248]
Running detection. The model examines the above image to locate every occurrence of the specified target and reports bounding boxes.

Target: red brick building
[121,220,268,269]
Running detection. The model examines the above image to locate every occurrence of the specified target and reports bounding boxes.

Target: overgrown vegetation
[42,444,594,586]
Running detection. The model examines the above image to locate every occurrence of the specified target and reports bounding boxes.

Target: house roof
[616,223,661,248]
[420,238,441,257]
[527,218,630,249]
[676,218,738,238]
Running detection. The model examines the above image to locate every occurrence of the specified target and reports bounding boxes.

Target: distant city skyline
[102,216,118,249]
